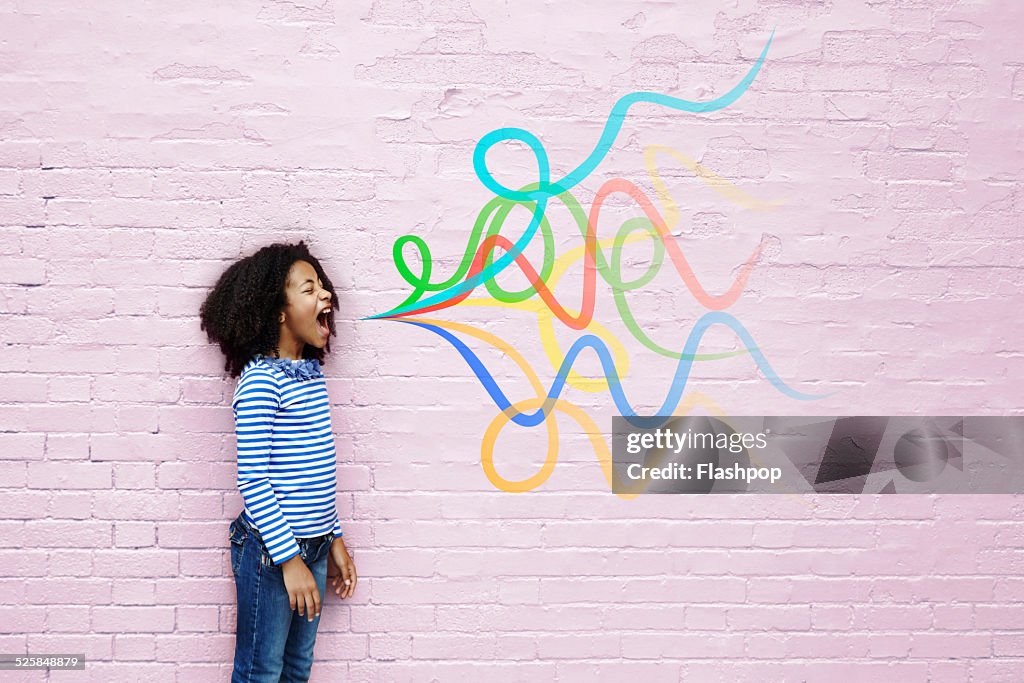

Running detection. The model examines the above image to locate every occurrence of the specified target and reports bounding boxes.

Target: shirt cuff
[269,540,302,566]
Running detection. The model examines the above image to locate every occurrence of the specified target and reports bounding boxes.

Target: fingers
[298,589,320,622]
[344,562,357,599]
[329,554,356,599]
[332,565,344,596]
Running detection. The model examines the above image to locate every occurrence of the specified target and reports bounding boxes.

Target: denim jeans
[229,512,335,683]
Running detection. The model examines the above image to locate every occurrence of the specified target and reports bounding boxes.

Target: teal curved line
[363,29,775,321]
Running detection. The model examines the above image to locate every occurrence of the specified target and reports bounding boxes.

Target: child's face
[279,260,333,351]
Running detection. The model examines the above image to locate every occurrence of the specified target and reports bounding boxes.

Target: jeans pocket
[259,545,279,570]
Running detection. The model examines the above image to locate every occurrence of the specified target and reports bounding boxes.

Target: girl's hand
[328,537,357,599]
[280,555,321,622]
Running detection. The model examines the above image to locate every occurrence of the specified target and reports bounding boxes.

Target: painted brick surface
[2,0,1024,681]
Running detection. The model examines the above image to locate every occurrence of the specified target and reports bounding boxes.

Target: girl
[200,240,358,682]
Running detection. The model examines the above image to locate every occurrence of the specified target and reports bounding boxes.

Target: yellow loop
[481,392,731,498]
[481,396,560,493]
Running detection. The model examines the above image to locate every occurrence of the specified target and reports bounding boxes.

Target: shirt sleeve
[331,516,343,537]
[232,367,301,565]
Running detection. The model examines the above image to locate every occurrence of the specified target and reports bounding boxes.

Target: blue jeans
[229,512,335,683]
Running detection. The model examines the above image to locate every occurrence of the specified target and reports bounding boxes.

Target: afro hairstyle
[199,240,337,378]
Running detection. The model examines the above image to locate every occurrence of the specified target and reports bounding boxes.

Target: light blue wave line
[399,308,828,430]
[364,30,775,321]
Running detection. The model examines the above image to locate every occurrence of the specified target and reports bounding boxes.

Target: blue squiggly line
[398,308,827,429]
[364,30,775,321]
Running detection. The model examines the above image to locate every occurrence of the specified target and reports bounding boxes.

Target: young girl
[200,240,358,682]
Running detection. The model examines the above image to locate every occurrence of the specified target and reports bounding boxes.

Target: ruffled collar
[254,354,324,381]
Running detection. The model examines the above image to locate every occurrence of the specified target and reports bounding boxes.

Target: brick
[113,634,156,661]
[24,633,112,658]
[46,491,92,518]
[0,491,49,518]
[24,578,112,605]
[47,375,93,402]
[154,633,234,662]
[153,578,232,605]
[111,581,154,606]
[27,461,111,488]
[0,433,45,460]
[154,521,225,548]
[93,550,179,578]
[24,520,111,548]
[114,521,156,548]
[175,605,219,632]
[0,462,28,487]
[91,606,175,633]
[92,491,179,520]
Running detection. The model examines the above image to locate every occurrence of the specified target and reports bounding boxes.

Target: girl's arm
[232,367,301,565]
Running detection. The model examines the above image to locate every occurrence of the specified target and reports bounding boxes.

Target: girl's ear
[279,312,285,323]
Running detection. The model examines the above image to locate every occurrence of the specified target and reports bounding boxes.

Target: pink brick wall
[2,0,1023,680]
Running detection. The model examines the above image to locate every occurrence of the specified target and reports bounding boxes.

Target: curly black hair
[199,240,337,378]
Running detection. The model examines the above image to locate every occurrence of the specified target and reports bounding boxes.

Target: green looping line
[392,183,749,362]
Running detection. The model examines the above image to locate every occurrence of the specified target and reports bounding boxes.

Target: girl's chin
[304,337,327,350]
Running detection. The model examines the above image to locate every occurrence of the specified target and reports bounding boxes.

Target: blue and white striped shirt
[232,354,343,565]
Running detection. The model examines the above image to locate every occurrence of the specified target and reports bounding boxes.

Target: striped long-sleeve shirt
[232,354,343,565]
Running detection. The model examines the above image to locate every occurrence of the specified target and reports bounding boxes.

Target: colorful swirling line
[399,315,730,497]
[375,177,764,328]
[431,143,786,392]
[401,315,817,502]
[397,310,828,432]
[378,143,783,374]
[450,227,746,395]
[363,32,829,494]
[364,31,775,321]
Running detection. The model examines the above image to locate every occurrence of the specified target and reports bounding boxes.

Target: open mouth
[316,308,331,338]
